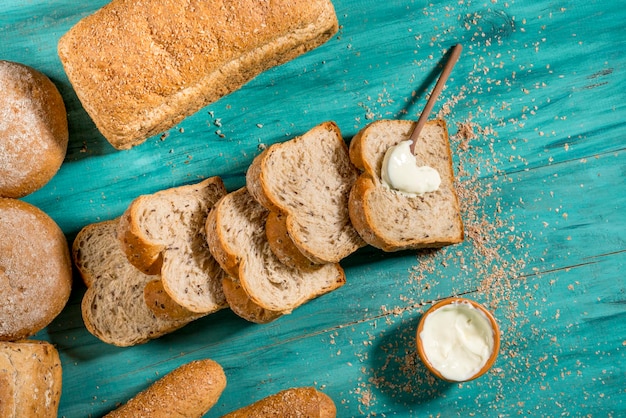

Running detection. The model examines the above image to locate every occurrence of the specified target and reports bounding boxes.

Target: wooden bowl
[416,297,500,382]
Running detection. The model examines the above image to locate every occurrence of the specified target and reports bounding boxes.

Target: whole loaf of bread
[58,0,338,149]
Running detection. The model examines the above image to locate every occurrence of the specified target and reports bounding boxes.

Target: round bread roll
[0,198,72,341]
[0,60,68,198]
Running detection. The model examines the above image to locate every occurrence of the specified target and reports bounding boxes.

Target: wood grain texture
[1,0,624,416]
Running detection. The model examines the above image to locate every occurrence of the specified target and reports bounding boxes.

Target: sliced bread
[73,219,201,347]
[206,187,345,317]
[246,121,365,267]
[348,119,463,251]
[118,177,228,314]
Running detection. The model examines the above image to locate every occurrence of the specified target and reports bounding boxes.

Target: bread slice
[246,121,365,267]
[0,340,62,418]
[73,219,202,346]
[118,177,228,314]
[206,187,345,317]
[57,0,338,149]
[348,119,463,251]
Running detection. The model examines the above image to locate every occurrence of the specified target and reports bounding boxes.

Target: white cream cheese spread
[419,300,495,381]
[381,140,441,196]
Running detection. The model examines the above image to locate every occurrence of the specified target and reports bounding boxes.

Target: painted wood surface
[1,0,625,416]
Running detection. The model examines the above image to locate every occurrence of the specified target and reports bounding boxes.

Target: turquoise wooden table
[1,0,625,416]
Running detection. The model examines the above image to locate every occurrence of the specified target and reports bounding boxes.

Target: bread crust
[57,0,338,149]
[0,340,63,418]
[205,202,241,280]
[104,359,226,418]
[143,279,198,321]
[265,211,318,270]
[0,198,72,341]
[348,119,463,251]
[221,277,282,324]
[118,198,164,275]
[0,60,68,198]
[222,387,336,417]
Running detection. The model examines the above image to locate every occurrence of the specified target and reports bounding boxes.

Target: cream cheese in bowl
[416,298,500,382]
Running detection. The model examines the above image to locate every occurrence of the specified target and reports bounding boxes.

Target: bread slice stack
[202,121,363,323]
[348,119,464,251]
[247,121,366,269]
[72,119,463,343]
[73,219,202,347]
[207,188,346,323]
[73,177,228,346]
[118,177,228,315]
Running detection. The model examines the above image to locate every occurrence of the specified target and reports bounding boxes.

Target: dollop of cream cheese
[381,140,441,195]
[419,301,495,381]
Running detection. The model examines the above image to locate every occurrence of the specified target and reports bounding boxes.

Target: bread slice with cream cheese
[348,119,463,251]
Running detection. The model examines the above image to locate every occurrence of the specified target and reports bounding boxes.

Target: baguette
[57,0,338,149]
[348,119,463,251]
[118,177,228,314]
[246,121,365,267]
[104,359,226,418]
[206,187,345,317]
[222,387,336,417]
[0,340,62,418]
[73,219,202,346]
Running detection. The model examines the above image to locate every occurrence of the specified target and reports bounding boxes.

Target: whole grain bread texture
[348,119,463,251]
[118,177,228,315]
[73,219,202,347]
[0,198,72,341]
[0,340,63,418]
[57,0,338,149]
[104,359,226,418]
[0,60,68,198]
[206,187,345,319]
[246,121,365,268]
[222,387,336,418]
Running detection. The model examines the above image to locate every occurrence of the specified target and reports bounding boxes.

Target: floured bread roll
[0,198,72,341]
[0,60,68,198]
